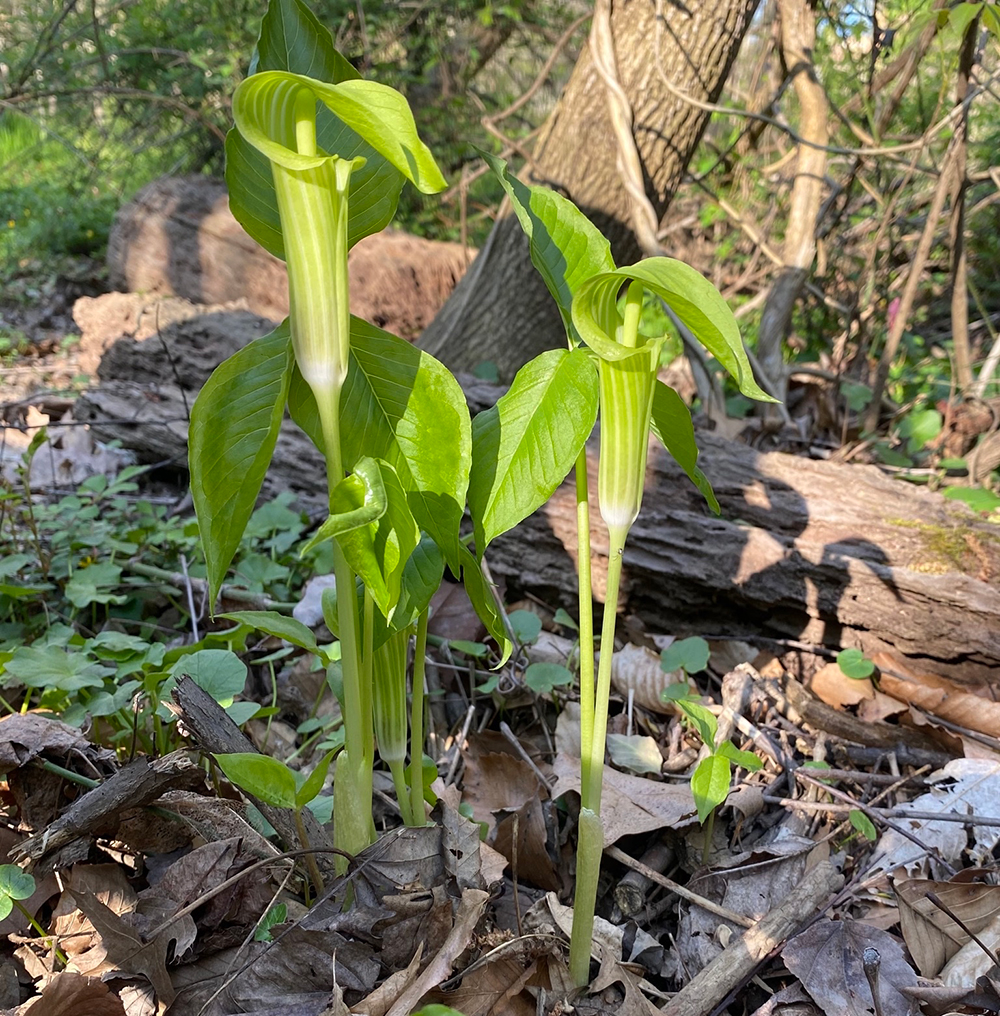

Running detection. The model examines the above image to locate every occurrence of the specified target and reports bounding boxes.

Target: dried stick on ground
[659,861,844,1016]
[14,751,203,868]
[172,676,337,876]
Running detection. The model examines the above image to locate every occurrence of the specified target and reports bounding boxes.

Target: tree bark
[755,0,828,402]
[948,12,979,392]
[418,0,761,379]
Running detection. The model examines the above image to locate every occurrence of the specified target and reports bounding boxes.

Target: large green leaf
[289,317,471,571]
[189,326,293,605]
[391,535,444,634]
[227,0,415,258]
[572,260,776,402]
[469,347,597,551]
[214,752,298,810]
[218,610,319,654]
[648,381,719,514]
[483,152,614,340]
[250,0,360,81]
[458,545,512,667]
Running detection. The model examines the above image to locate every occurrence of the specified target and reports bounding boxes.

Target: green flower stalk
[230,67,445,867]
[373,625,415,827]
[570,279,663,985]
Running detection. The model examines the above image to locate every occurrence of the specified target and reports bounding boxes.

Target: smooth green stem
[409,609,428,826]
[621,280,643,349]
[316,387,372,863]
[15,901,66,966]
[362,589,375,770]
[582,523,628,812]
[575,450,597,803]
[569,807,604,986]
[570,522,629,987]
[389,760,414,826]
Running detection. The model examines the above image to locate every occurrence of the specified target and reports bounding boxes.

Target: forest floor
[1,258,1000,1016]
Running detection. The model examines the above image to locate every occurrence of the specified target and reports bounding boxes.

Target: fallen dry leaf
[68,889,181,1013]
[782,917,917,1016]
[895,873,1000,978]
[809,661,874,708]
[424,956,536,1016]
[542,894,661,1015]
[747,982,820,1016]
[554,700,582,758]
[0,714,114,775]
[940,915,1000,987]
[435,782,502,891]
[874,758,1000,875]
[383,888,489,1016]
[16,971,125,1016]
[461,742,559,890]
[550,752,696,846]
[873,652,1000,739]
[352,946,423,1016]
[610,643,679,715]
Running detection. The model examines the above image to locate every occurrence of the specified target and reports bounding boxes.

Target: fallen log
[489,429,1000,685]
[75,371,1000,685]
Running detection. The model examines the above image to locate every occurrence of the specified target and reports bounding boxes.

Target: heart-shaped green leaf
[469,347,598,551]
[189,325,293,606]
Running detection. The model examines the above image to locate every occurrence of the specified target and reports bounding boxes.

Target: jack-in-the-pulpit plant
[472,156,775,985]
[190,0,510,877]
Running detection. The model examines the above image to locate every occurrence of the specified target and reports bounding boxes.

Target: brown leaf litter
[2,630,1000,1015]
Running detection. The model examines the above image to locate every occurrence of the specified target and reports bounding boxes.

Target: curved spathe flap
[233,70,446,193]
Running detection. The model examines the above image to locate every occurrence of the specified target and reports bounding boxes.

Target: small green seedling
[673,698,763,859]
[0,865,62,962]
[837,648,875,679]
[254,902,287,942]
[849,809,878,842]
[660,636,711,677]
[214,750,337,895]
[0,864,35,922]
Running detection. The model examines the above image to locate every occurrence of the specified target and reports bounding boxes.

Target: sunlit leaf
[215,752,298,810]
[691,754,731,823]
[189,325,293,606]
[649,382,719,514]
[469,347,597,550]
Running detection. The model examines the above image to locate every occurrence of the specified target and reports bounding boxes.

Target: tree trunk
[418,0,761,379]
[948,12,978,392]
[755,0,828,402]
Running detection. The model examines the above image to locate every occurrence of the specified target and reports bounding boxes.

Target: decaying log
[74,348,1000,683]
[488,430,1000,685]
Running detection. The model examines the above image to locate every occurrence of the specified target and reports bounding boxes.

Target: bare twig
[605,845,754,928]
